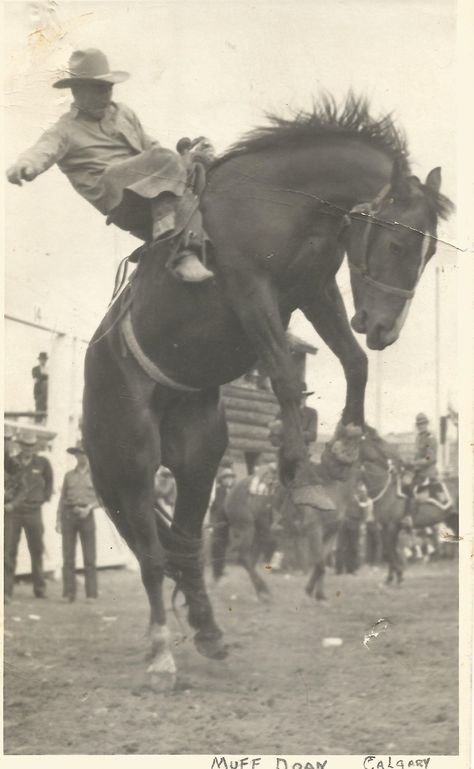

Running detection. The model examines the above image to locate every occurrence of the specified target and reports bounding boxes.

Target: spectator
[4,426,20,499]
[357,481,382,566]
[154,466,177,519]
[209,467,236,580]
[4,433,53,601]
[32,352,49,423]
[56,441,99,602]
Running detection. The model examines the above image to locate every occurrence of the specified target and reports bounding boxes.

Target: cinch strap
[121,311,200,392]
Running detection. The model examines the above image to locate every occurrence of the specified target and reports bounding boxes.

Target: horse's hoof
[146,645,177,692]
[194,633,228,660]
[148,670,177,693]
[257,590,272,604]
[304,585,313,598]
[315,593,328,602]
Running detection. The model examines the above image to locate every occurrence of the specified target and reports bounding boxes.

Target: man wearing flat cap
[6,48,214,282]
[56,441,99,602]
[4,433,53,601]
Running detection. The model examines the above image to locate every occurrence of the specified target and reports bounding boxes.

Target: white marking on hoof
[147,624,177,690]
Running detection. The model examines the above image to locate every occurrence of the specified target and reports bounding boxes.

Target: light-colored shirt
[57,466,98,518]
[19,101,158,213]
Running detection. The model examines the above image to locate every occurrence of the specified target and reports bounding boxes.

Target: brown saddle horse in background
[357,426,458,585]
[83,95,453,689]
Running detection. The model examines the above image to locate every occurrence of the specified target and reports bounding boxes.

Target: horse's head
[359,424,403,471]
[345,164,453,350]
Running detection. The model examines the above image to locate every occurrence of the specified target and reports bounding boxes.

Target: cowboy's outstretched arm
[6,123,69,185]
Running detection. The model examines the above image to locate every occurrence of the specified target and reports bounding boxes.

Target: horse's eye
[390,242,402,257]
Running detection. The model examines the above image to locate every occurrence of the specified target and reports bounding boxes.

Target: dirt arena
[4,559,458,755]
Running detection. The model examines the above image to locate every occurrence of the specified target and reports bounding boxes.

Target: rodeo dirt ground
[4,560,458,755]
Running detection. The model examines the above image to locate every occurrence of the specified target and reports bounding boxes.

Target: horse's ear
[425,167,442,193]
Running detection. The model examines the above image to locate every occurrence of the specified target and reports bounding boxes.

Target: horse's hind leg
[161,389,228,660]
[84,372,176,690]
[304,516,326,600]
[236,527,271,601]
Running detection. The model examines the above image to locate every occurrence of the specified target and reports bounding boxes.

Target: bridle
[344,183,419,301]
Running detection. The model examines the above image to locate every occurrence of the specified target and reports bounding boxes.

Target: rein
[367,466,394,503]
[346,185,418,300]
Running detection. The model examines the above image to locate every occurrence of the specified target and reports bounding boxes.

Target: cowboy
[6,48,213,282]
[4,433,53,601]
[269,384,318,450]
[413,413,438,486]
[32,352,49,423]
[56,441,99,602]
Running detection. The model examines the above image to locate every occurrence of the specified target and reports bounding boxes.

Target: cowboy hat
[4,425,15,440]
[53,49,130,89]
[18,433,37,447]
[38,351,48,360]
[218,467,236,480]
[415,412,429,425]
[67,440,86,455]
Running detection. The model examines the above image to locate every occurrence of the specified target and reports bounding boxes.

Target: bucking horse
[83,95,453,689]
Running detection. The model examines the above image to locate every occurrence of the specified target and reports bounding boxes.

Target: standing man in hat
[4,433,53,601]
[413,413,438,486]
[56,441,99,602]
[209,466,236,581]
[153,466,177,519]
[32,352,49,423]
[6,48,214,282]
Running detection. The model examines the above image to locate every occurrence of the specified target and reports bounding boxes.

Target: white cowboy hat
[53,49,129,89]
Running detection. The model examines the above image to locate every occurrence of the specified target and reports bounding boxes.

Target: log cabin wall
[221,332,318,478]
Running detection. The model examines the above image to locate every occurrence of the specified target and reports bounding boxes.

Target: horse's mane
[212,92,454,220]
[214,93,410,172]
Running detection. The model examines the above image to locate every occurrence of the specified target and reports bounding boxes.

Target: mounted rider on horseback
[6,48,214,283]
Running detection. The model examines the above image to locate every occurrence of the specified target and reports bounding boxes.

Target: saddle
[290,484,337,511]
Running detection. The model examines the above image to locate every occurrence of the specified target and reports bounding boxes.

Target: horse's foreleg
[303,281,368,426]
[221,269,306,481]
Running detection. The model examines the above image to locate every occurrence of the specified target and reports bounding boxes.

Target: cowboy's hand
[7,160,36,185]
[190,138,215,167]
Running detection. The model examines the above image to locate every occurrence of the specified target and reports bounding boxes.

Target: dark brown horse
[221,473,277,601]
[357,426,458,584]
[83,95,452,688]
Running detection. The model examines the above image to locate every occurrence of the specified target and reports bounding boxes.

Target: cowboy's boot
[152,195,214,283]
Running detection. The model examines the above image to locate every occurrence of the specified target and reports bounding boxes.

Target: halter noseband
[346,184,417,300]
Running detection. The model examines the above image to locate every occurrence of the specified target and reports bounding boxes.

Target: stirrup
[166,249,214,283]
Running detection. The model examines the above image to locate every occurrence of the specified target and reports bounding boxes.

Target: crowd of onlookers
[3,407,456,604]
